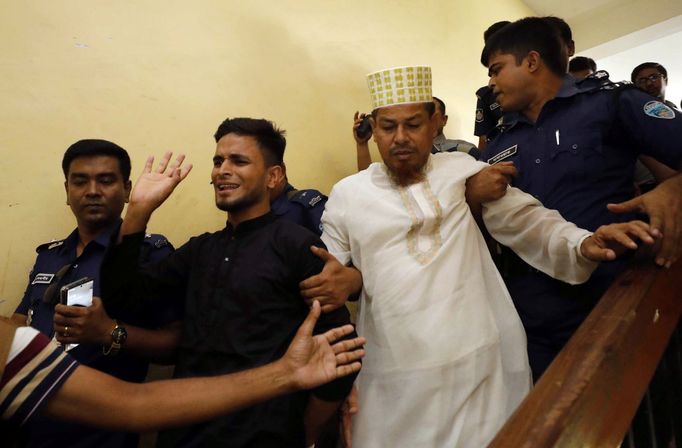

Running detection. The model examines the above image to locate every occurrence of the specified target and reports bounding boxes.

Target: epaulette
[143,233,171,249]
[576,70,633,94]
[289,189,327,209]
[35,239,65,253]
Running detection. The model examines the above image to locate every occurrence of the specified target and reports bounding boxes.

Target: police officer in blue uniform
[479,18,682,381]
[12,139,179,448]
[270,165,327,236]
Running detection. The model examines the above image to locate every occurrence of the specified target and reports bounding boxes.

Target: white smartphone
[60,277,94,307]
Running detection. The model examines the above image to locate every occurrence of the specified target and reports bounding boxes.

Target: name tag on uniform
[487,144,518,165]
[32,273,55,285]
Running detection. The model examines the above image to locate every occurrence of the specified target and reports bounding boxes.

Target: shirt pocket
[550,130,604,177]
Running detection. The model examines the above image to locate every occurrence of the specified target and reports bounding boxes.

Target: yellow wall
[0,0,532,316]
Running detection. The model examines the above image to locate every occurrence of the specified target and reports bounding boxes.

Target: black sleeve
[293,232,358,402]
[100,232,191,321]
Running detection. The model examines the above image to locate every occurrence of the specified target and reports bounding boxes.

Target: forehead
[375,103,429,121]
[68,155,122,176]
[636,67,662,78]
[487,51,516,67]
[215,133,264,159]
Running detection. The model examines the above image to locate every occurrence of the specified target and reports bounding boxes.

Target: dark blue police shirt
[15,219,175,448]
[270,183,327,235]
[482,71,682,331]
[484,72,682,232]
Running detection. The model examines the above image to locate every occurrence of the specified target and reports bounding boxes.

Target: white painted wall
[582,15,682,107]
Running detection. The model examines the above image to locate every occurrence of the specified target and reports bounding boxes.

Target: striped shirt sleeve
[1,326,79,426]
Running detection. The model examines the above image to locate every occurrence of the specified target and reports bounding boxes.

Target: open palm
[130,152,193,211]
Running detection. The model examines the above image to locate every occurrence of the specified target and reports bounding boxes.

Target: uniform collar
[60,219,122,256]
[554,74,581,99]
[499,75,578,129]
[224,211,276,237]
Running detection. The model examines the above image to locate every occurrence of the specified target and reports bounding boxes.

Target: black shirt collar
[225,211,276,238]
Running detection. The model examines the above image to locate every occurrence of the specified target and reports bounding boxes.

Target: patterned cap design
[366,66,432,110]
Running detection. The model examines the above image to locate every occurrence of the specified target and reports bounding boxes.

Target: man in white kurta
[323,152,600,447]
[318,66,652,447]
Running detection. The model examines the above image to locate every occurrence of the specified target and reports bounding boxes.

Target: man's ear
[64,181,69,205]
[526,51,541,73]
[429,111,439,138]
[266,165,284,190]
[124,180,132,203]
[443,114,449,126]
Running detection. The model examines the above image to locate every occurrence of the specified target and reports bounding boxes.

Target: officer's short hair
[432,96,446,115]
[62,139,132,182]
[543,16,573,47]
[569,56,597,73]
[481,17,567,76]
[483,21,510,43]
[631,62,668,83]
[214,117,285,166]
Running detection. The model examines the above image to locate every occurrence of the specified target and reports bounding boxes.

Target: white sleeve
[320,184,352,266]
[482,186,598,285]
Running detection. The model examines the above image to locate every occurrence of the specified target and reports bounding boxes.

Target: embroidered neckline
[398,178,443,265]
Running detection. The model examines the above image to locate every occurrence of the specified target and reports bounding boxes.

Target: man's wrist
[99,318,118,345]
[102,320,128,356]
[120,207,152,236]
[270,358,298,394]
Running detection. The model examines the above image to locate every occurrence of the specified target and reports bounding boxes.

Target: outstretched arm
[40,302,365,432]
[53,298,181,363]
[483,188,655,285]
[120,152,192,239]
[608,173,682,268]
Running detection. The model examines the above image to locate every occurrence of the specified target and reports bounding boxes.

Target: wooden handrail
[488,261,682,447]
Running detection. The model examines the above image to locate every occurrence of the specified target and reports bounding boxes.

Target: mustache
[389,145,417,155]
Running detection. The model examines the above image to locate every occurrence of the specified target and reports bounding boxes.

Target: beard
[215,185,264,214]
[384,146,428,187]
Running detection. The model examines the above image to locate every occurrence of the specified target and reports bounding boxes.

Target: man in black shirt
[101,118,358,447]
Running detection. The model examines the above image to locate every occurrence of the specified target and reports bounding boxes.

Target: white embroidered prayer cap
[366,66,432,110]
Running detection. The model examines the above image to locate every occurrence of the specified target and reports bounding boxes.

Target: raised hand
[580,220,657,261]
[353,111,372,144]
[284,301,365,391]
[128,152,193,213]
[120,152,193,237]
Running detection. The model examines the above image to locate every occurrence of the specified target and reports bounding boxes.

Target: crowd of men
[3,14,682,448]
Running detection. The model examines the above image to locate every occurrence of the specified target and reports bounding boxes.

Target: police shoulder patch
[144,233,170,249]
[475,109,484,123]
[643,101,675,119]
[291,190,326,208]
